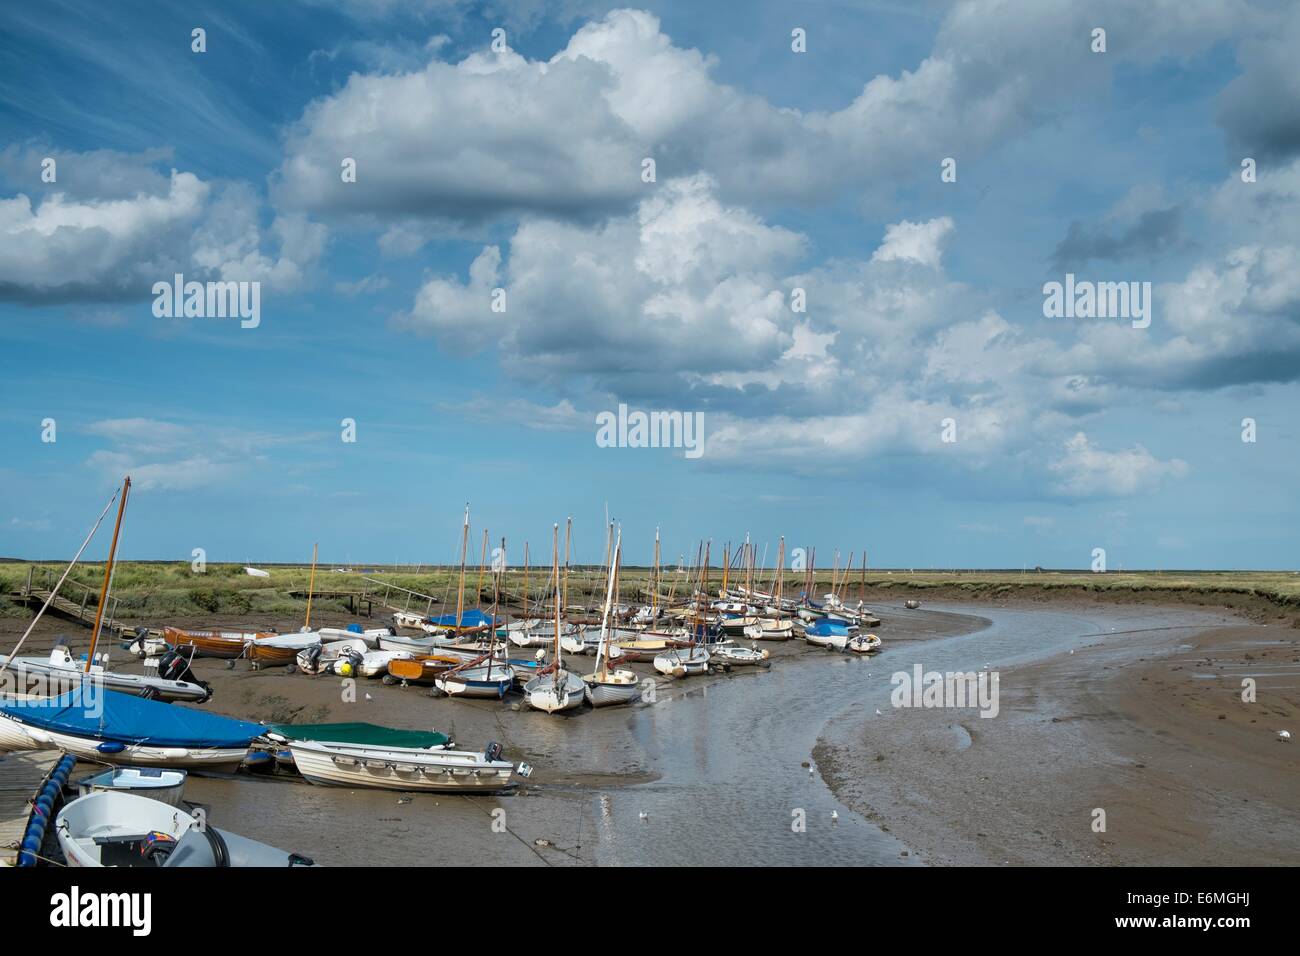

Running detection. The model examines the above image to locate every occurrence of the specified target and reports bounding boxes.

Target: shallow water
[184,602,1237,866]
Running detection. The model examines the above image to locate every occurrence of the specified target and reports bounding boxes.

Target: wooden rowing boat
[162,626,270,659]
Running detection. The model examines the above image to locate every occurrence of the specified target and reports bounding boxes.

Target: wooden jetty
[11,566,121,633]
[0,750,64,866]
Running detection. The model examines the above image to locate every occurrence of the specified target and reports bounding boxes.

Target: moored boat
[76,766,187,807]
[0,688,264,769]
[56,791,314,867]
[286,739,516,793]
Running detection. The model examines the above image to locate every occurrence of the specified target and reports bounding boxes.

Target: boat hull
[583,673,641,707]
[0,712,249,769]
[288,740,516,793]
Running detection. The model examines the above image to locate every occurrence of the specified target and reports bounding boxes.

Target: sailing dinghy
[582,528,640,707]
[525,525,587,713]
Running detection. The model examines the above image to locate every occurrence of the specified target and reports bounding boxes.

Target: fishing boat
[582,530,641,708]
[285,739,516,793]
[0,688,264,769]
[0,646,209,703]
[56,791,314,866]
[77,767,187,807]
[846,633,882,654]
[525,525,587,714]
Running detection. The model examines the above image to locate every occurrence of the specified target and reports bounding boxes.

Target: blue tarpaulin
[805,618,853,637]
[0,689,265,748]
[425,609,495,628]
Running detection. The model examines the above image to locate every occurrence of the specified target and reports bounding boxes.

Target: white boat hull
[288,739,516,792]
[653,648,710,677]
[0,711,249,769]
[523,671,586,713]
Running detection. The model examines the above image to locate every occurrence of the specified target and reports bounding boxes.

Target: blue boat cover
[0,689,265,748]
[805,618,852,636]
[425,609,495,628]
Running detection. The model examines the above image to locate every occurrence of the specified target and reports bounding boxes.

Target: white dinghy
[77,767,187,807]
[56,791,314,867]
[287,739,517,793]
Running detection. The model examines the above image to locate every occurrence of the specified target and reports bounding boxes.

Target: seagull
[364,692,373,701]
[639,811,649,821]
[1280,730,1292,741]
[831,810,839,821]
[875,708,883,716]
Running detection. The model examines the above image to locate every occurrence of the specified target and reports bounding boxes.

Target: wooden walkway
[0,750,63,866]
[10,567,121,633]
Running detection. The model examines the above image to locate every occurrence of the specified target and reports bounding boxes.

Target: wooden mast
[304,542,318,630]
[85,475,130,672]
[453,505,469,633]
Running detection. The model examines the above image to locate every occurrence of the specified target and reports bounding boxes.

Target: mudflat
[815,603,1299,865]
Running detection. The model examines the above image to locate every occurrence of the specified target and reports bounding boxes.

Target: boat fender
[485,741,503,762]
[97,741,126,754]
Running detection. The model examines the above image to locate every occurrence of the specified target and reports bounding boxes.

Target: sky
[1,0,1297,570]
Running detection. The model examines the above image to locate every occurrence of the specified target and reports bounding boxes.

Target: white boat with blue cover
[0,688,264,769]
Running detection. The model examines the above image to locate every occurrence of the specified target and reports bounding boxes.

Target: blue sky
[1,0,1298,569]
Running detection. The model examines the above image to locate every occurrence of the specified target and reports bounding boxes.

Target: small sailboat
[434,509,514,700]
[582,528,641,708]
[744,539,795,640]
[525,525,587,714]
[653,540,712,677]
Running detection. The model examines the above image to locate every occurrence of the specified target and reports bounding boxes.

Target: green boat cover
[266,722,449,749]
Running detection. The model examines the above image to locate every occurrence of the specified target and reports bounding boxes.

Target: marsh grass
[2,561,1297,620]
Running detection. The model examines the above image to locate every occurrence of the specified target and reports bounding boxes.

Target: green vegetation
[2,561,1297,621]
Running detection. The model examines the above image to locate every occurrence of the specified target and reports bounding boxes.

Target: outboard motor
[485,741,503,763]
[157,648,211,700]
[302,644,323,674]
